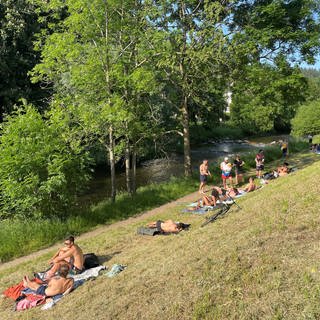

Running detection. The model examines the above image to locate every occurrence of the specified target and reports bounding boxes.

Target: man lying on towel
[23,265,73,297]
[147,220,189,233]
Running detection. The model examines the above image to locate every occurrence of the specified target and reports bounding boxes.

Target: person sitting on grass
[44,236,84,280]
[23,265,74,297]
[147,220,189,233]
[243,177,258,192]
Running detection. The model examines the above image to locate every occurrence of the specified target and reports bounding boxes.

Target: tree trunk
[182,94,192,176]
[132,146,137,194]
[109,126,116,202]
[125,138,132,194]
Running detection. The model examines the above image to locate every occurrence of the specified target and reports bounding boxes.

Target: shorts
[235,169,243,175]
[282,148,287,156]
[221,172,232,179]
[256,165,264,171]
[36,285,47,296]
[200,174,207,182]
[156,220,164,233]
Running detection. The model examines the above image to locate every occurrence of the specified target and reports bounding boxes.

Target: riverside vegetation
[0,150,319,319]
[0,139,308,263]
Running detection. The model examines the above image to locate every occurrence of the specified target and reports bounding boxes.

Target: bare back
[70,244,84,270]
[45,276,74,297]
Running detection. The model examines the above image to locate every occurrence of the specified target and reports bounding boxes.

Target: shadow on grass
[97,251,122,264]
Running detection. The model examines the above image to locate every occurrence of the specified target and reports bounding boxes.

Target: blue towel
[105,264,126,278]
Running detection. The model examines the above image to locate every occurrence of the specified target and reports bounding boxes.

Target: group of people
[22,236,84,298]
[199,150,264,194]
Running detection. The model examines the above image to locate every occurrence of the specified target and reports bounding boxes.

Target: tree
[0,104,91,219]
[291,100,320,136]
[31,0,161,200]
[147,0,230,176]
[0,0,51,117]
[230,60,308,133]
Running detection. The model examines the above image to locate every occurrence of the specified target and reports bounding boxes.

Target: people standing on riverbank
[255,150,264,179]
[220,157,233,189]
[233,155,245,185]
[199,159,211,194]
[280,140,288,159]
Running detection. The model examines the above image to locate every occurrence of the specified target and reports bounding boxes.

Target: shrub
[0,105,91,219]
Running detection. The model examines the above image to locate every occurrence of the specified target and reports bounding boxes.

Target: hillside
[1,154,320,319]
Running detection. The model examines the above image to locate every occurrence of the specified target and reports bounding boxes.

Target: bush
[291,100,320,136]
[0,105,91,219]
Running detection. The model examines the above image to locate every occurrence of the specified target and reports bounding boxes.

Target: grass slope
[1,155,320,320]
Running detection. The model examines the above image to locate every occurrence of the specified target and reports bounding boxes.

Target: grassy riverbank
[0,152,319,319]
[0,139,309,263]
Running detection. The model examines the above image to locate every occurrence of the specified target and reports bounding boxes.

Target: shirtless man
[147,220,185,233]
[23,265,74,297]
[45,236,84,279]
[277,162,289,177]
[199,160,211,194]
[243,177,257,192]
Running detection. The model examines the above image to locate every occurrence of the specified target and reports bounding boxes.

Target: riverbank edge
[0,146,316,270]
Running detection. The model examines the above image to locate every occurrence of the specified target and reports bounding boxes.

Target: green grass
[0,152,320,319]
[0,177,198,263]
[0,139,310,263]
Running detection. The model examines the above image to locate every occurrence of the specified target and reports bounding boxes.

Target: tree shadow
[97,251,122,264]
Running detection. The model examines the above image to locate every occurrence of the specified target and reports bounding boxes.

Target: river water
[81,135,288,204]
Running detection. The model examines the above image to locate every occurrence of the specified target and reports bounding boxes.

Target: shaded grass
[0,177,198,263]
[0,153,320,319]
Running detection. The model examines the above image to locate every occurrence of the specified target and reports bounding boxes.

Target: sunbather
[45,236,84,280]
[277,162,289,177]
[243,177,257,192]
[23,265,74,297]
[147,220,187,233]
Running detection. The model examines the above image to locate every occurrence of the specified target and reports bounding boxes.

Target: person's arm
[53,248,73,263]
[49,249,62,264]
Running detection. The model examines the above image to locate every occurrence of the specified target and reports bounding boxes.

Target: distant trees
[0,0,50,118]
[291,100,320,136]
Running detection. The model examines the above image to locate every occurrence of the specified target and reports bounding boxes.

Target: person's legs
[222,176,226,189]
[23,276,41,291]
[45,261,69,279]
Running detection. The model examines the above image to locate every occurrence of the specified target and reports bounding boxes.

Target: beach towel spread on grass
[3,266,107,311]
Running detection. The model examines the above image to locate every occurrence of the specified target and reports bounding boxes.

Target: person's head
[224,157,229,163]
[249,176,254,183]
[203,159,208,165]
[64,236,74,247]
[259,149,263,154]
[283,162,289,167]
[58,264,70,278]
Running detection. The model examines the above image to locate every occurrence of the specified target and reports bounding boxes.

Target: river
[81,135,289,205]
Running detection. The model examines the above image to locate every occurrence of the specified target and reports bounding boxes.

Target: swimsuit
[156,220,164,233]
[200,174,207,182]
[36,285,47,296]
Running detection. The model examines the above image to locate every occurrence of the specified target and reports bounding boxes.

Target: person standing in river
[199,159,211,194]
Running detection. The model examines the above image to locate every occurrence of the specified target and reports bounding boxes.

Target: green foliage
[0,0,50,115]
[291,100,320,136]
[0,105,91,219]
[231,62,308,134]
[0,176,198,262]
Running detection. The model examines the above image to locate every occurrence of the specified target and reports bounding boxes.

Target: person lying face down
[23,265,74,297]
[147,220,189,233]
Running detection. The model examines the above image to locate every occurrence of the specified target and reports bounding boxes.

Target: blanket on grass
[3,266,107,311]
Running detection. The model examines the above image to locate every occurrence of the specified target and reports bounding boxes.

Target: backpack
[83,253,100,269]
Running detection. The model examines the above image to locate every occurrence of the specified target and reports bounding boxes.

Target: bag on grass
[83,253,100,269]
